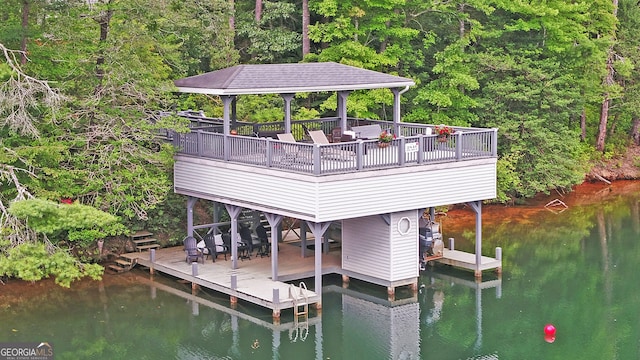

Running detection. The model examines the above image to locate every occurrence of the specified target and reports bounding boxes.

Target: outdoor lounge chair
[183,236,204,264]
[276,133,313,164]
[308,130,355,160]
[277,133,297,143]
[203,233,229,262]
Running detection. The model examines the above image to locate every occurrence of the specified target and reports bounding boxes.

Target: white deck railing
[170,120,497,175]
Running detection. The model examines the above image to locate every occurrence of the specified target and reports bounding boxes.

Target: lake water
[2,182,640,359]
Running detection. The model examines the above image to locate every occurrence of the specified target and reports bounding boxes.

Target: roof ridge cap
[221,65,244,89]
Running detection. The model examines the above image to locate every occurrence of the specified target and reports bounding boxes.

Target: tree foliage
[1,0,640,286]
[8,199,126,246]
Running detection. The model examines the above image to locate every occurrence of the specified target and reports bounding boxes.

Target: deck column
[391,86,410,134]
[342,274,350,288]
[263,213,283,281]
[281,93,294,133]
[387,286,395,301]
[337,91,350,130]
[149,248,155,275]
[272,288,280,320]
[186,197,197,237]
[306,221,332,309]
[191,262,199,292]
[230,274,238,304]
[221,95,235,161]
[469,201,483,278]
[225,204,243,270]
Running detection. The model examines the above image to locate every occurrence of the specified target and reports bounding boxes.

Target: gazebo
[174,62,415,135]
[165,62,499,317]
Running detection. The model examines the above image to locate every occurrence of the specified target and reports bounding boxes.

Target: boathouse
[164,62,498,317]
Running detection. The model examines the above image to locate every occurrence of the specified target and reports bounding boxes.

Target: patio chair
[308,130,355,160]
[330,127,343,143]
[203,233,229,262]
[276,133,313,164]
[183,236,204,264]
[255,224,270,257]
[239,225,255,259]
[277,133,297,143]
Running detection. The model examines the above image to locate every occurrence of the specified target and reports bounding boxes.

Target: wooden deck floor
[121,242,341,316]
[436,248,502,276]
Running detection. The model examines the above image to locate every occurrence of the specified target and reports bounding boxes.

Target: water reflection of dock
[326,285,421,359]
[136,273,423,359]
[420,270,502,358]
[137,274,323,359]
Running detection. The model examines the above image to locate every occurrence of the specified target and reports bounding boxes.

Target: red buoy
[544,324,556,336]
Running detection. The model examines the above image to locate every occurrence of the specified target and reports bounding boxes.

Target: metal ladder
[289,281,309,319]
[289,282,309,342]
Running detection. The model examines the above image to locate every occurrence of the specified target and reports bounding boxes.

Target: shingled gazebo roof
[173,62,415,95]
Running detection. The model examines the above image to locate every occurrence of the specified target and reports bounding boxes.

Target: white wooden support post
[306,221,331,310]
[313,145,321,175]
[356,140,364,170]
[338,91,350,130]
[265,138,273,167]
[272,288,280,320]
[468,200,483,279]
[454,132,462,160]
[282,94,294,133]
[149,248,155,275]
[230,274,238,305]
[398,137,406,165]
[221,95,234,161]
[186,197,197,237]
[263,213,283,282]
[496,247,503,275]
[191,262,198,292]
[225,204,243,270]
[449,238,455,251]
[417,134,424,164]
[197,130,204,157]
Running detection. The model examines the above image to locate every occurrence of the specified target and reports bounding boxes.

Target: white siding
[389,211,419,281]
[315,161,496,221]
[342,216,390,279]
[174,155,496,222]
[174,157,319,219]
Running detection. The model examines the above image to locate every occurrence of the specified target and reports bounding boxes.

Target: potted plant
[434,124,454,142]
[378,131,394,148]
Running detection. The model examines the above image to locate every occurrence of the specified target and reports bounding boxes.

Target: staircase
[130,230,160,252]
[108,257,137,273]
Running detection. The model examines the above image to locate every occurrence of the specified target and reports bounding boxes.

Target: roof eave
[176,81,415,96]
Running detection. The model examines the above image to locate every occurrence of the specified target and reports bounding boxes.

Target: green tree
[236,0,301,63]
[307,0,420,119]
[8,199,127,248]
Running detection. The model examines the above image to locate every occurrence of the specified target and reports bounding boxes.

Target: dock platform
[121,243,341,319]
[434,248,502,277]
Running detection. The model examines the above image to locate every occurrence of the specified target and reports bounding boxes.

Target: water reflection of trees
[435,192,640,359]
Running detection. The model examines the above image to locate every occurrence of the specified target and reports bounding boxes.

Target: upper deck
[169,117,497,176]
[170,117,498,222]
